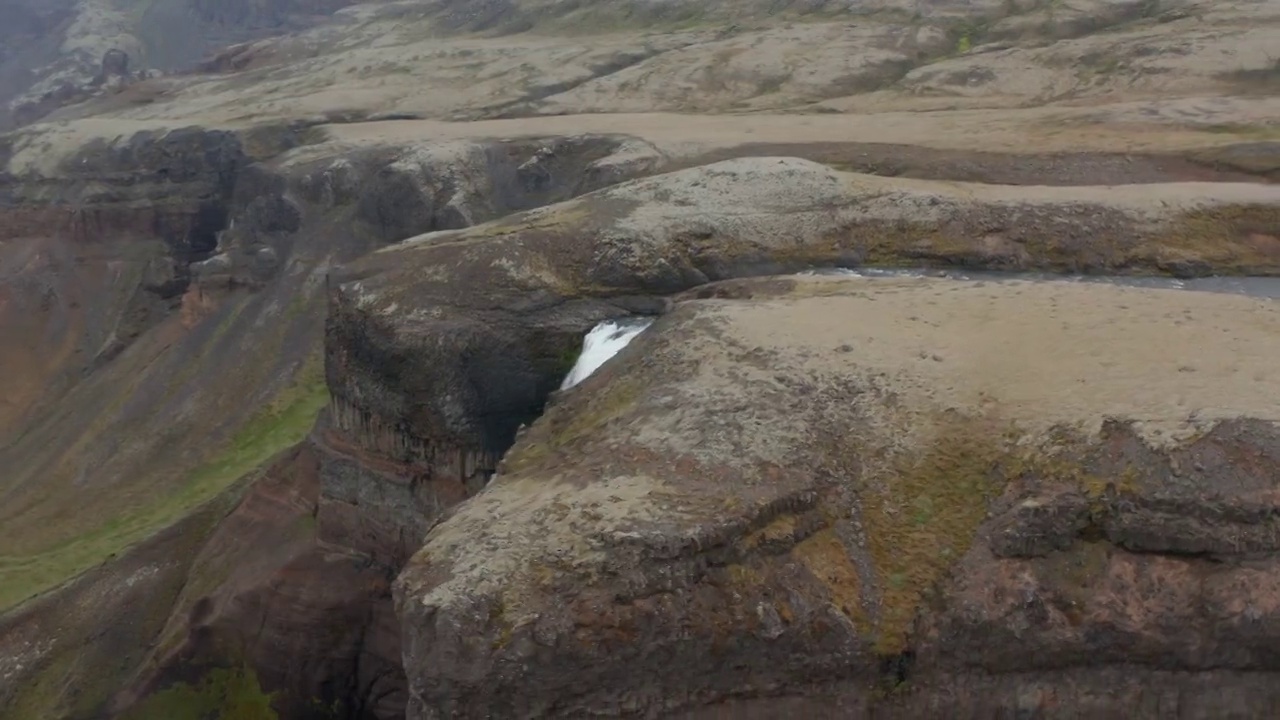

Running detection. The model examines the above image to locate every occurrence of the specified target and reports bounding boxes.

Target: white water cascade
[560,318,655,390]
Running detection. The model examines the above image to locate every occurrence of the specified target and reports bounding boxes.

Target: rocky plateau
[0,0,1278,719]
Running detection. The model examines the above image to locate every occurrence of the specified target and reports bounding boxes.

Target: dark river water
[798,267,1280,299]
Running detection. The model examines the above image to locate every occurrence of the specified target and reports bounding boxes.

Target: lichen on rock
[389,274,1280,717]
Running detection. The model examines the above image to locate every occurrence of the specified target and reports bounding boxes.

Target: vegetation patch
[488,594,517,650]
[468,200,592,240]
[1158,204,1280,274]
[741,513,800,550]
[0,355,328,612]
[1219,58,1280,95]
[1197,124,1280,141]
[2,500,233,720]
[792,528,869,630]
[858,419,1006,654]
[530,2,716,35]
[120,664,278,720]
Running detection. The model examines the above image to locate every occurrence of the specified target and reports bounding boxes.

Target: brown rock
[114,442,408,720]
[326,156,1280,494]
[392,275,1280,718]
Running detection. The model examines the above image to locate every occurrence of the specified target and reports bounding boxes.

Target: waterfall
[560,318,655,390]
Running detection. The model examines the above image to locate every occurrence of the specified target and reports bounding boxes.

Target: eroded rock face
[348,135,662,243]
[311,157,1280,717]
[326,156,1280,486]
[5,128,1278,718]
[0,127,668,720]
[0,125,247,434]
[190,0,354,29]
[136,133,667,719]
[0,123,358,718]
[114,440,409,720]
[392,275,1280,718]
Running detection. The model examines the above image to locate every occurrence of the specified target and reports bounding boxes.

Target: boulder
[99,49,130,81]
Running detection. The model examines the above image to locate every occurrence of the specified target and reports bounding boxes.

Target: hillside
[0,0,355,130]
[0,0,1277,718]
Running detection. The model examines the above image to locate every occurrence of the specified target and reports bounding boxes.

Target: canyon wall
[3,127,1279,719]
[0,123,664,719]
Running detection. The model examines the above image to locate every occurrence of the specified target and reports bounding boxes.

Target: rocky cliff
[395,273,1280,718]
[2,118,1278,718]
[1,0,1278,717]
[0,122,665,719]
[316,157,1279,718]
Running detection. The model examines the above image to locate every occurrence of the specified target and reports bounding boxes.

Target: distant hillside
[0,0,357,130]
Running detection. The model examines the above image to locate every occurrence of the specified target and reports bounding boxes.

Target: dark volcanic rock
[0,127,667,720]
[105,132,666,720]
[0,125,248,428]
[113,441,408,720]
[6,136,1280,720]
[388,274,1280,719]
[314,158,1280,718]
[351,135,661,243]
[99,49,130,79]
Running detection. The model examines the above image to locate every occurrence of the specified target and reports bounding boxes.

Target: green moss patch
[120,665,278,720]
[859,419,1006,654]
[792,528,869,629]
[1157,204,1280,273]
[1219,59,1280,96]
[0,356,329,612]
[2,499,235,720]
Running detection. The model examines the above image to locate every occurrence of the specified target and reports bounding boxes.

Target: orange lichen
[793,528,868,630]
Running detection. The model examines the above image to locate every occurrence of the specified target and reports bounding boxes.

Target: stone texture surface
[0,0,1277,716]
[0,0,359,130]
[0,128,666,720]
[392,274,1280,718]
[325,155,1280,488]
[35,0,1276,135]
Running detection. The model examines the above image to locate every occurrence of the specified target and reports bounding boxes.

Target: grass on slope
[0,357,329,612]
[120,665,279,720]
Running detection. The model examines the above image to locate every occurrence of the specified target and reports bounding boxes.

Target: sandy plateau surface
[722,275,1280,444]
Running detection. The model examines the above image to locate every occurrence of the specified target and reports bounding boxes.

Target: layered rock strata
[395,274,1280,718]
[318,156,1280,718]
[0,126,664,719]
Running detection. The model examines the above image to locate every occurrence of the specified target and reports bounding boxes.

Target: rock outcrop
[2,0,1278,715]
[312,156,1280,718]
[325,155,1280,481]
[0,124,247,436]
[4,136,1279,719]
[0,121,347,718]
[393,273,1280,718]
[41,0,1276,143]
[0,126,665,720]
[112,439,408,720]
